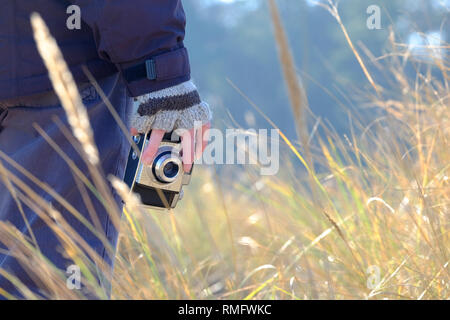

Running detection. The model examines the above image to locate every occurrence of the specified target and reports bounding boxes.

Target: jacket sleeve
[68,0,191,97]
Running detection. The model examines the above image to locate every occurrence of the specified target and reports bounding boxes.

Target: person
[0,0,211,299]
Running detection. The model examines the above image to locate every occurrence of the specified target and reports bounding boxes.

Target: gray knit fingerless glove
[130,80,212,133]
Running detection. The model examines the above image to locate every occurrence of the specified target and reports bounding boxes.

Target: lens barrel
[152,150,182,183]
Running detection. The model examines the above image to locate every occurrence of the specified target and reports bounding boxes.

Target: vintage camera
[124,131,193,209]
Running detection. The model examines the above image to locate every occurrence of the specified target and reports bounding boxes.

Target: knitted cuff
[130,80,212,133]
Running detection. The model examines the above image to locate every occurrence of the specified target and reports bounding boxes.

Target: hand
[130,122,210,173]
[129,80,212,172]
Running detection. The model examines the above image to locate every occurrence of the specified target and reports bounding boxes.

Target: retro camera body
[124,131,192,209]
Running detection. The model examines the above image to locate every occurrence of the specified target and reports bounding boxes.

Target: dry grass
[0,6,448,299]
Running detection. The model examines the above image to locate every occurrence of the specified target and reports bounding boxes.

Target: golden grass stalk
[314,0,381,96]
[110,177,142,214]
[267,0,309,144]
[30,13,99,165]
[31,14,123,231]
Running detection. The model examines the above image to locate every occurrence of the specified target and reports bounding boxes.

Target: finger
[201,122,211,154]
[195,122,211,160]
[130,127,139,136]
[142,129,165,165]
[181,128,195,173]
[194,126,203,160]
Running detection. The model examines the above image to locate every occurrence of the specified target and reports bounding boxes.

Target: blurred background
[185,0,448,137]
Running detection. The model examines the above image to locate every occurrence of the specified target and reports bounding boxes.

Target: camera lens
[152,149,183,183]
[163,161,179,179]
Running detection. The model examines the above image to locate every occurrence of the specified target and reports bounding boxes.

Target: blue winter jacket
[0,0,191,100]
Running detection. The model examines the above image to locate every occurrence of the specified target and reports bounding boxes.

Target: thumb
[130,127,139,136]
